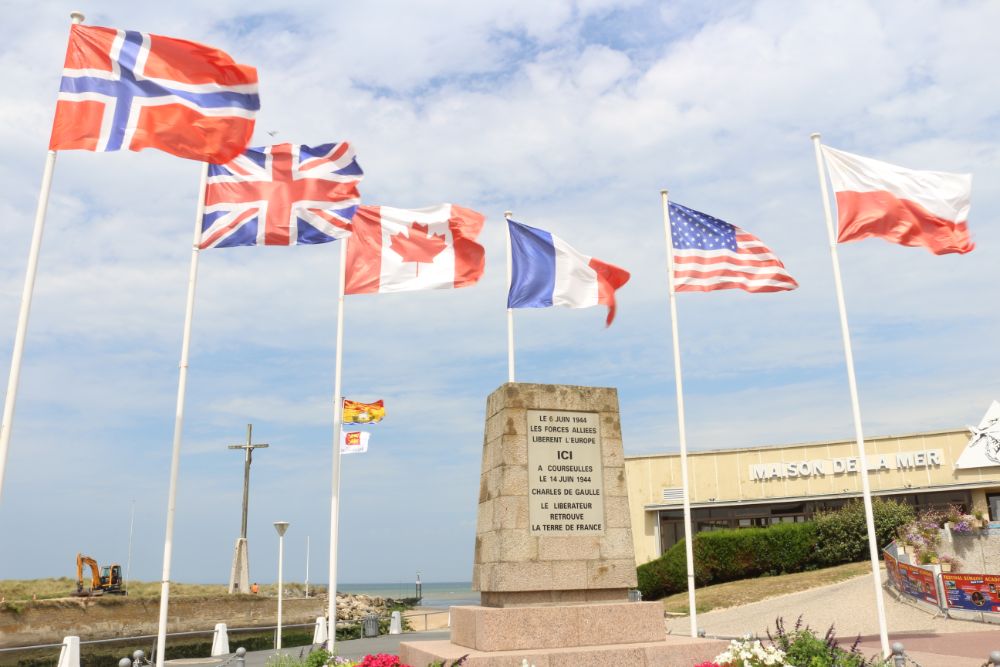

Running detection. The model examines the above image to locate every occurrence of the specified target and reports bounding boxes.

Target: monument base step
[450,602,665,651]
[399,636,728,667]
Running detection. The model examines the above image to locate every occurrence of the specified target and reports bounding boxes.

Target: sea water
[336,581,479,608]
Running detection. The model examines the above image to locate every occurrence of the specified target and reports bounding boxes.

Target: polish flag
[346,204,486,294]
[822,146,973,255]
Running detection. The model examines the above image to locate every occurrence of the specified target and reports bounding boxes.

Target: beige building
[625,428,1000,565]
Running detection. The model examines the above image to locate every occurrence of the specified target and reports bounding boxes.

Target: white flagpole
[154,161,209,667]
[326,240,348,652]
[504,211,515,383]
[125,498,136,595]
[0,149,57,501]
[810,133,890,657]
[659,190,697,638]
[0,11,85,501]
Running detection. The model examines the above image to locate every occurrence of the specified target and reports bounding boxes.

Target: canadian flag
[345,204,486,294]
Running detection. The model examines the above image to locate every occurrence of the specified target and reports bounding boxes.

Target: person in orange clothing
[251,582,259,594]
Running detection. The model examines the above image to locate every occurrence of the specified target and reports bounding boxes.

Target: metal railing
[401,609,449,631]
[0,610,432,659]
[0,623,314,653]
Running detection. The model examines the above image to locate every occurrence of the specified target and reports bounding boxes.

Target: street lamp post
[273,521,290,650]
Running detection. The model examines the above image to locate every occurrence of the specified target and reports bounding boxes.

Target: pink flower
[358,654,413,667]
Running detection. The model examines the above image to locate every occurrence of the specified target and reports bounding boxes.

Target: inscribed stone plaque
[527,409,605,535]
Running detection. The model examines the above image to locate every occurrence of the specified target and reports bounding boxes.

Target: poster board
[897,562,939,605]
[942,573,1000,613]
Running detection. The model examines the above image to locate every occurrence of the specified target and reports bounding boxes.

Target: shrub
[706,522,817,583]
[304,649,333,667]
[636,499,915,600]
[768,616,889,666]
[813,498,914,566]
[693,522,818,586]
[636,522,818,599]
[636,538,688,600]
[872,497,916,547]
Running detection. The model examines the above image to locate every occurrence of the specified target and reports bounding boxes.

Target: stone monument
[400,383,725,667]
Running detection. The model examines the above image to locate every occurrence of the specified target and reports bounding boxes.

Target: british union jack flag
[199,142,364,248]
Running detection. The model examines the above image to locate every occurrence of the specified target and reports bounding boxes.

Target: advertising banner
[942,573,1000,613]
[884,552,903,591]
[897,562,939,605]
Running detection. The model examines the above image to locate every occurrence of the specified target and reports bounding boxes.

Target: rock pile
[334,593,396,621]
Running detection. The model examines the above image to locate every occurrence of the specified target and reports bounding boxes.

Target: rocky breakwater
[333,593,399,624]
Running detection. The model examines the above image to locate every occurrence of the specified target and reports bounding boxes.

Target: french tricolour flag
[822,145,973,255]
[507,219,630,326]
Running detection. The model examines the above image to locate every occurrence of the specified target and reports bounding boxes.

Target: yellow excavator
[74,553,125,596]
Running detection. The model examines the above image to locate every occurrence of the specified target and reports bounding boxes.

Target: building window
[697,519,729,532]
[988,494,1000,522]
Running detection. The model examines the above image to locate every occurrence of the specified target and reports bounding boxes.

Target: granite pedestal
[399,383,725,667]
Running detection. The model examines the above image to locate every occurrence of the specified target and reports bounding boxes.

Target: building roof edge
[625,428,969,462]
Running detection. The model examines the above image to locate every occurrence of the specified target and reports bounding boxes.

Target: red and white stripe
[549,234,630,326]
[673,231,798,293]
[822,145,973,255]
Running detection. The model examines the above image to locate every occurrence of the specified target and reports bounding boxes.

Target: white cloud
[0,0,998,586]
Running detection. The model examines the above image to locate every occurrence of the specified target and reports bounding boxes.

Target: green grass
[0,578,324,602]
[660,561,872,615]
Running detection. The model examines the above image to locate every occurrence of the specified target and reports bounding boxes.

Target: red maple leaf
[389,223,448,264]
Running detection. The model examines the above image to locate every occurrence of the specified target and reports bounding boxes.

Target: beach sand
[404,606,452,631]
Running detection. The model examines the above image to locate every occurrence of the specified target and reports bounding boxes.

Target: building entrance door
[658,515,685,554]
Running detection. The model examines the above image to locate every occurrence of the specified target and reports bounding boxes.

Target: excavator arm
[76,553,101,591]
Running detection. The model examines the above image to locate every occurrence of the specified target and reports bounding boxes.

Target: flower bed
[895,505,984,571]
[693,617,889,667]
[265,652,419,667]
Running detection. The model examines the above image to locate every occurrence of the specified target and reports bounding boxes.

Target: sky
[0,0,998,587]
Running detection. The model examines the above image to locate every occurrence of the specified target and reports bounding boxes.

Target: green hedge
[813,498,914,566]
[636,498,915,600]
[637,522,819,599]
[696,521,818,583]
[636,539,689,600]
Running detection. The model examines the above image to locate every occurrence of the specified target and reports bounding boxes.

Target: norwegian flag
[199,142,363,249]
[49,24,258,163]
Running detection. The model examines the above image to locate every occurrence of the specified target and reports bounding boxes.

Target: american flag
[668,202,798,293]
[199,142,363,249]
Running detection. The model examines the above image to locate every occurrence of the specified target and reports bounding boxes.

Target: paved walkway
[165,575,1000,667]
[665,570,1000,666]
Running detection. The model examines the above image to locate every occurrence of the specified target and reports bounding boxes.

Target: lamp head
[273,521,290,537]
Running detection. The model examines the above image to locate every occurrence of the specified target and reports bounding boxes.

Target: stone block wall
[472,383,637,606]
